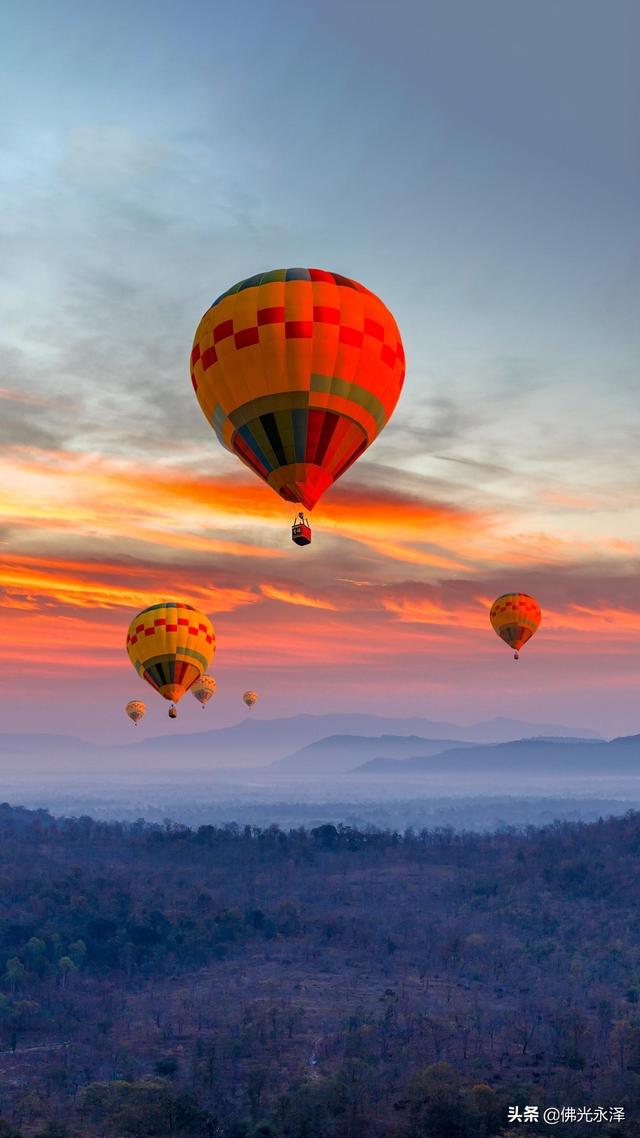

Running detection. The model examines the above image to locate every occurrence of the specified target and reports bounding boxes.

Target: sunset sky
[2,0,639,741]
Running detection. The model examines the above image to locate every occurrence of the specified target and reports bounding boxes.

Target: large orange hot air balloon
[126,602,215,716]
[490,593,541,660]
[190,269,405,526]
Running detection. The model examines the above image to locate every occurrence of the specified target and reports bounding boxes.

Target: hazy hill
[352,734,640,775]
[267,733,475,775]
[0,713,601,773]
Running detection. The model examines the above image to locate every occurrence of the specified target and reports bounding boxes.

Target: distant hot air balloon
[125,700,146,726]
[190,268,405,542]
[490,593,541,660]
[126,602,215,717]
[191,674,217,708]
[243,690,257,710]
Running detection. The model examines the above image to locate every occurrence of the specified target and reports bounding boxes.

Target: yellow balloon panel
[126,602,215,703]
[192,675,217,705]
[125,700,146,724]
[190,268,405,510]
[490,593,541,652]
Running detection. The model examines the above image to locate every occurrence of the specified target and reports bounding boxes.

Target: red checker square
[313,305,340,324]
[235,326,260,349]
[154,618,166,626]
[363,318,384,340]
[258,306,285,325]
[285,321,313,338]
[201,345,218,369]
[380,344,396,368]
[166,624,178,631]
[339,326,363,348]
[177,618,189,626]
[129,635,137,645]
[198,623,207,631]
[188,626,198,634]
[190,344,201,365]
[136,624,144,633]
[213,319,234,343]
[144,627,155,636]
[206,635,213,643]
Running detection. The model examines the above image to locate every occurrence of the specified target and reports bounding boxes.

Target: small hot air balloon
[192,674,217,708]
[490,593,541,660]
[125,700,146,726]
[243,690,257,710]
[126,602,215,718]
[190,269,405,537]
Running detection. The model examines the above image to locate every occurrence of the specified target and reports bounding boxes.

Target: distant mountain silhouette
[0,733,91,753]
[267,734,475,775]
[0,714,602,774]
[352,734,640,776]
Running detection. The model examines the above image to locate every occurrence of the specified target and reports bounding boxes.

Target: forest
[1,802,640,1136]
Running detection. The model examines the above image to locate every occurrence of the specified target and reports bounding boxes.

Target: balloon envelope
[191,674,217,706]
[190,268,405,510]
[243,690,257,709]
[125,700,146,725]
[126,602,215,704]
[490,593,541,653]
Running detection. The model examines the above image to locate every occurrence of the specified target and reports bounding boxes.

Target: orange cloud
[260,584,341,611]
[0,553,259,614]
[0,388,52,405]
[382,596,489,629]
[4,447,635,580]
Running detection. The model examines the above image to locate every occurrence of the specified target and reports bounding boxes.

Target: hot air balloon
[192,674,217,708]
[190,268,405,543]
[490,593,541,660]
[125,700,146,726]
[243,690,257,710]
[126,602,215,717]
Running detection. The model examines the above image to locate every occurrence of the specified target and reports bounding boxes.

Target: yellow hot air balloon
[126,602,215,717]
[190,268,405,540]
[243,690,257,710]
[125,700,146,726]
[191,674,217,708]
[490,593,541,660]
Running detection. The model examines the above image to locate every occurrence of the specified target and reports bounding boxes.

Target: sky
[1,0,639,742]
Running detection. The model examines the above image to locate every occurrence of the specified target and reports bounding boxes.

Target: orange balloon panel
[125,700,146,724]
[126,602,215,704]
[490,593,542,652]
[191,674,217,706]
[190,268,405,510]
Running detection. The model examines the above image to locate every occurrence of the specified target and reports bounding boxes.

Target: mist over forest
[1,715,640,1136]
[1,803,640,1137]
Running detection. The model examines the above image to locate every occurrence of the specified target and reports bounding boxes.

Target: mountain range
[0,713,603,775]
